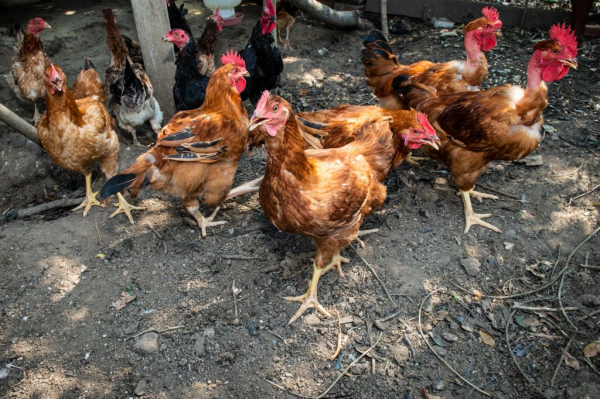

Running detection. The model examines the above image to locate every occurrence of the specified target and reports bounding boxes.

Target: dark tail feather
[391,74,412,93]
[100,173,137,200]
[84,57,95,71]
[296,117,326,131]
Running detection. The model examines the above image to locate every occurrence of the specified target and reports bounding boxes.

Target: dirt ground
[1,1,599,398]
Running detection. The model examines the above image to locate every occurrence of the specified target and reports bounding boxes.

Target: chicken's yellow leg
[187,205,227,238]
[404,151,426,165]
[468,188,499,202]
[461,190,501,234]
[72,173,104,217]
[285,261,332,324]
[109,193,145,224]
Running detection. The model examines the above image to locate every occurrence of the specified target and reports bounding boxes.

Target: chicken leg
[32,103,41,127]
[109,192,145,224]
[186,205,227,237]
[225,176,264,201]
[284,25,293,51]
[285,253,349,324]
[72,173,104,217]
[461,190,501,234]
[468,188,499,202]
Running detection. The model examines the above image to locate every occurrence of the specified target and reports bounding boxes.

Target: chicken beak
[249,115,268,131]
[421,136,440,150]
[243,70,250,77]
[44,23,51,30]
[495,29,502,36]
[561,58,578,69]
[161,36,169,42]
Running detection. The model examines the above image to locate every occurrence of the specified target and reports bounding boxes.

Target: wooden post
[131,0,176,121]
[0,102,41,148]
[381,0,388,40]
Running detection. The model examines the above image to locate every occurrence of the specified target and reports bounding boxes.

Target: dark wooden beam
[131,0,176,121]
[365,0,570,30]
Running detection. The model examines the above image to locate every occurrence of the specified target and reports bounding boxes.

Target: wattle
[481,35,497,52]
[542,64,569,82]
[235,78,246,94]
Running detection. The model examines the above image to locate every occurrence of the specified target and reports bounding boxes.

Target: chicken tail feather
[101,156,156,200]
[100,173,137,200]
[84,57,95,71]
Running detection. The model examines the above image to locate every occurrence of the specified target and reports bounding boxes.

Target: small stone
[179,358,187,366]
[374,320,389,331]
[273,356,281,363]
[504,242,515,250]
[505,229,517,238]
[389,344,410,364]
[232,318,241,326]
[460,257,481,277]
[133,332,158,354]
[304,314,321,326]
[194,336,205,357]
[433,379,447,391]
[203,327,215,337]
[134,379,147,396]
[434,347,448,357]
[246,319,259,336]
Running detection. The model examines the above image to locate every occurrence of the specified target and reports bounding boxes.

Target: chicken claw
[467,188,499,202]
[461,190,501,234]
[285,261,332,324]
[72,173,105,217]
[404,151,426,165]
[322,253,349,278]
[225,176,264,201]
[109,192,144,224]
[187,205,227,237]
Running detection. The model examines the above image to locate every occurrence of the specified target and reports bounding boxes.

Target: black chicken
[162,29,209,111]
[239,0,283,105]
[167,0,192,35]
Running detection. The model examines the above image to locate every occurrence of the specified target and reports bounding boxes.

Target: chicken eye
[551,49,558,54]
[273,105,279,112]
[233,69,238,74]
[485,24,490,29]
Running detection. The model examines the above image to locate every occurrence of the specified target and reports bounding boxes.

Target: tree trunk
[287,0,373,30]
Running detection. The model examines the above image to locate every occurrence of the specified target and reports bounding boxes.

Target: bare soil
[1,1,599,398]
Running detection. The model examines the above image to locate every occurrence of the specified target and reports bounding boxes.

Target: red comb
[482,7,499,23]
[255,90,271,115]
[265,0,275,16]
[417,112,435,134]
[221,50,246,69]
[550,23,578,58]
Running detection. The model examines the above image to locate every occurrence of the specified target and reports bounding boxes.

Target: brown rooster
[361,7,502,110]
[38,59,141,222]
[100,51,251,236]
[102,7,163,146]
[276,0,298,51]
[196,10,223,77]
[8,17,51,126]
[248,91,395,323]
[398,24,578,234]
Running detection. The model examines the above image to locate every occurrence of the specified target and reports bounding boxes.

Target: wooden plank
[130,0,176,121]
[365,0,570,30]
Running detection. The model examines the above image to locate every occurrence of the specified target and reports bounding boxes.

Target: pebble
[389,344,410,364]
[460,257,481,277]
[374,320,389,331]
[434,347,448,357]
[134,379,147,396]
[194,336,205,357]
[433,379,447,391]
[133,332,158,354]
[505,229,517,238]
[303,314,321,326]
[246,319,259,336]
[203,327,215,337]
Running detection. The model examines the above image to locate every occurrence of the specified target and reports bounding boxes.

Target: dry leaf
[114,292,136,311]
[565,352,580,370]
[479,330,495,347]
[584,338,600,358]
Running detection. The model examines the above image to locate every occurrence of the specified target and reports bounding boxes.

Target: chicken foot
[285,261,333,324]
[467,188,499,202]
[122,124,141,146]
[354,228,380,248]
[72,173,105,217]
[32,103,41,127]
[404,151,426,165]
[461,190,501,234]
[109,193,145,224]
[187,205,227,237]
[283,25,293,51]
[225,176,264,201]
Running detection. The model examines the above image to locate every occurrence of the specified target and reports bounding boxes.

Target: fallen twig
[568,183,600,205]
[94,215,102,244]
[314,333,383,399]
[512,305,579,312]
[418,289,491,397]
[476,183,521,200]
[445,225,600,300]
[329,310,343,360]
[557,268,577,330]
[7,197,83,219]
[505,301,551,399]
[220,254,262,260]
[265,330,288,346]
[577,308,600,323]
[550,335,575,387]
[232,279,238,319]
[282,264,308,280]
[350,245,396,307]
[125,325,185,341]
[265,379,312,398]
[405,332,416,359]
